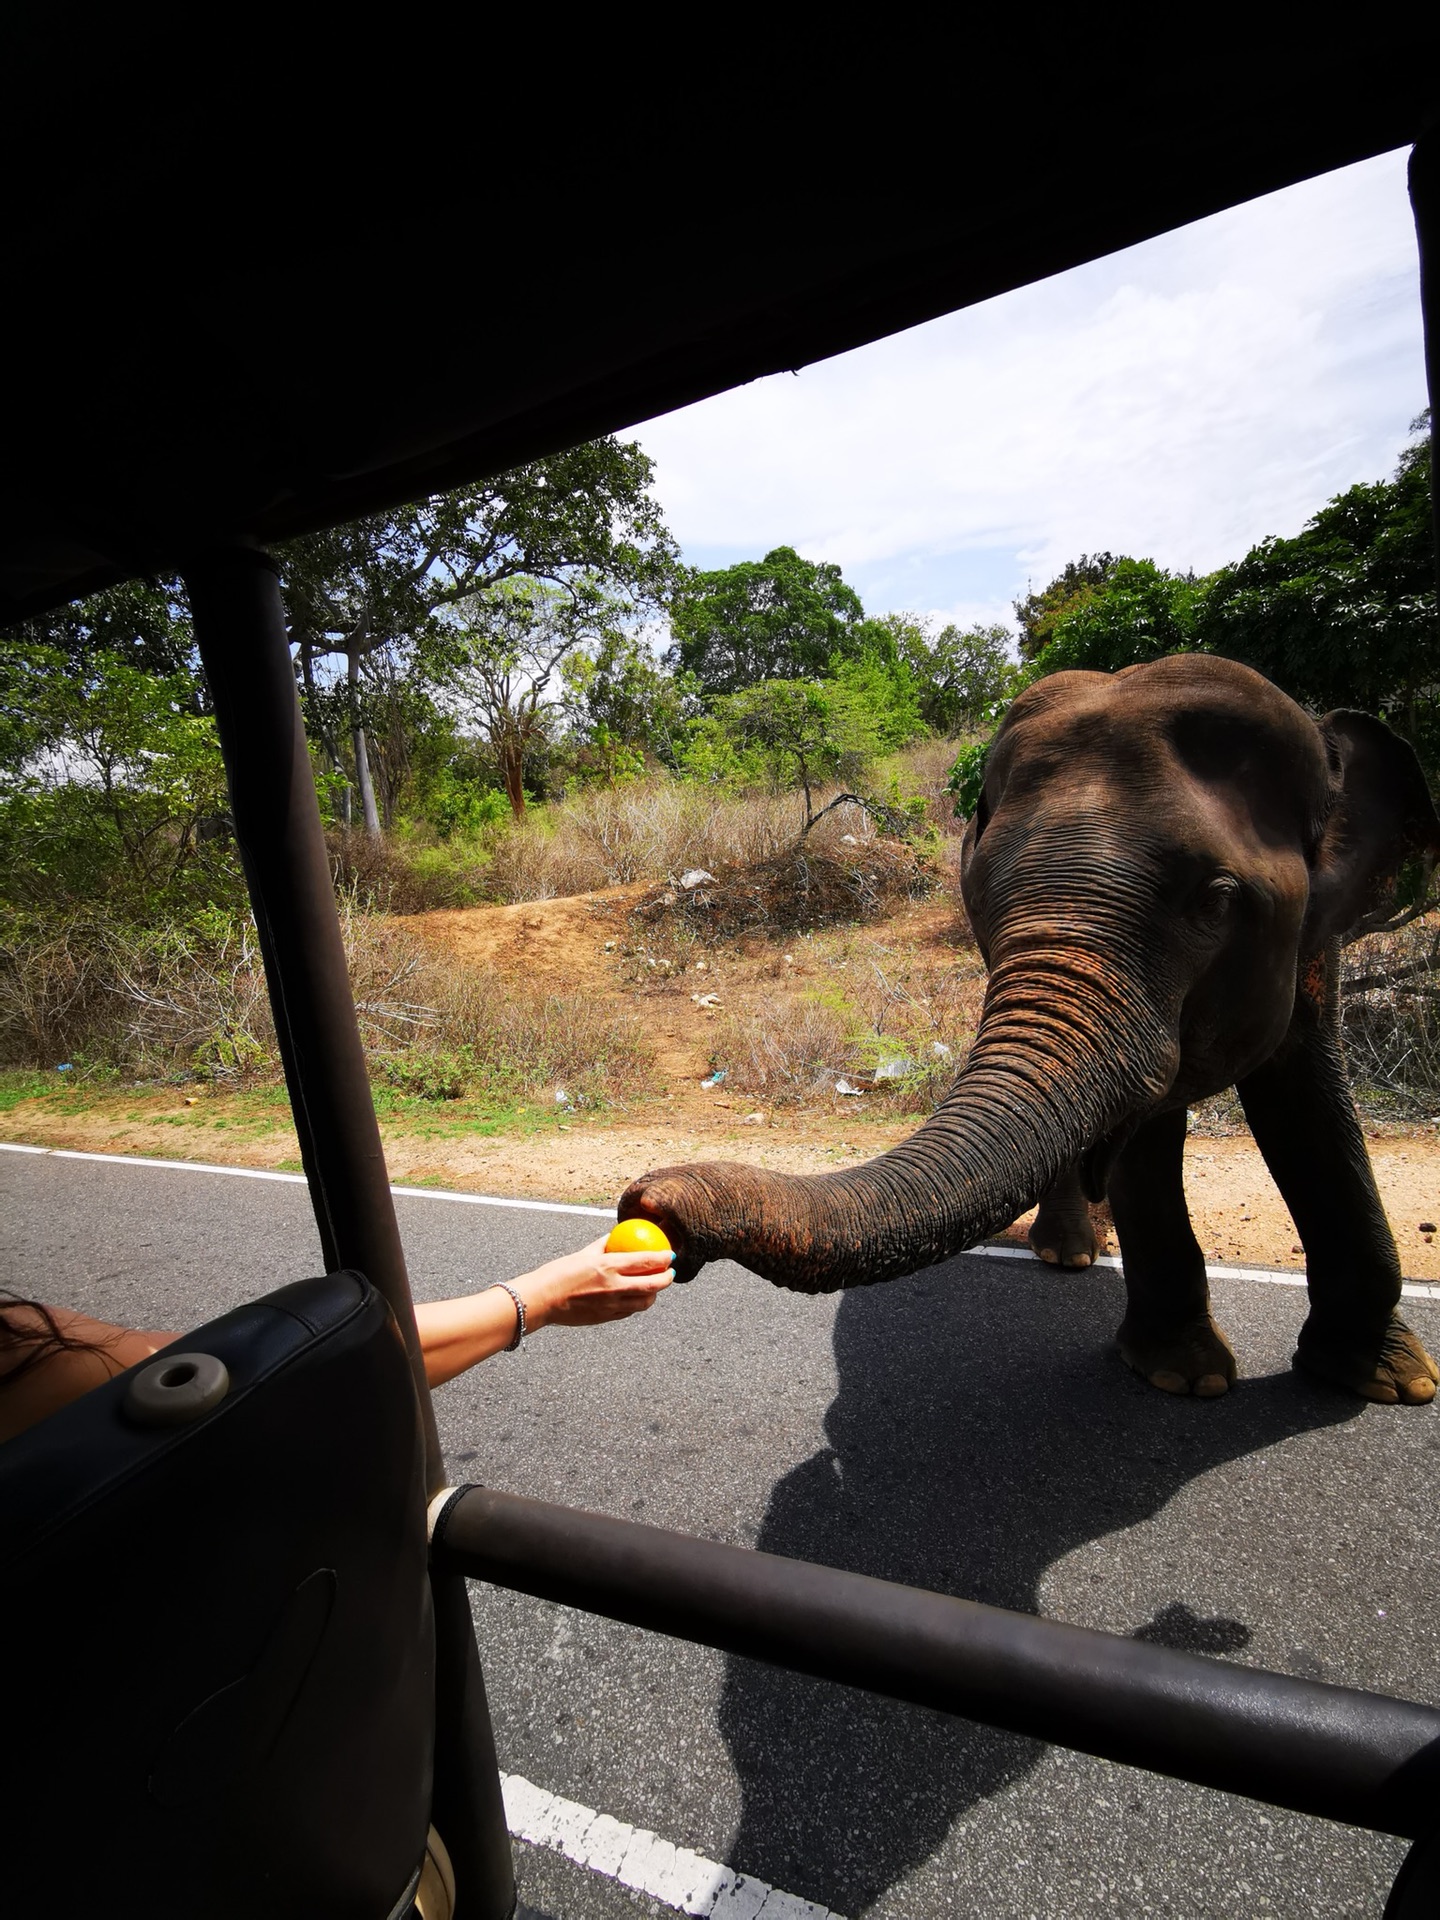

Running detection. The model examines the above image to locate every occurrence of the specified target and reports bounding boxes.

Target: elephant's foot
[1029,1193,1099,1269]
[1118,1312,1237,1397]
[1294,1311,1438,1405]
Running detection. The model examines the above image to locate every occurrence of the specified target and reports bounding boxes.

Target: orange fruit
[604,1218,673,1254]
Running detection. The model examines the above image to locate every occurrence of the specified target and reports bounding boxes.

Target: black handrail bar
[434,1485,1440,1839]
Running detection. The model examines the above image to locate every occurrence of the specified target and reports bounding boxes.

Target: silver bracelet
[487,1281,527,1350]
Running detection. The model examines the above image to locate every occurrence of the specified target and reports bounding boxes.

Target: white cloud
[633,148,1427,627]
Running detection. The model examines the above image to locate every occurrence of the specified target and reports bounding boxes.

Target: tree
[10,576,198,685]
[441,579,630,820]
[0,642,231,912]
[1030,558,1206,676]
[880,612,1019,734]
[278,437,679,835]
[704,677,888,826]
[1014,552,1123,660]
[561,631,692,768]
[711,681,841,823]
[669,546,867,695]
[1197,416,1437,762]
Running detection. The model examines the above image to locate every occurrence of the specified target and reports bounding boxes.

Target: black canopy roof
[5,27,1437,622]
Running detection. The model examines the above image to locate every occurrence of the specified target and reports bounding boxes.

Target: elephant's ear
[1306,711,1440,947]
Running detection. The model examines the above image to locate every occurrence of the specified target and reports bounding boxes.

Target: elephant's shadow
[717,1257,1360,1915]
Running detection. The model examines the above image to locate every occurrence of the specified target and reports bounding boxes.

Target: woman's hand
[517,1235,675,1330]
[414,1234,674,1385]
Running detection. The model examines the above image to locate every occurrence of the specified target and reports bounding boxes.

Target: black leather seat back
[1,1271,434,1918]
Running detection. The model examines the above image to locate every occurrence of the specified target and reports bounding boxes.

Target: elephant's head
[620,657,1440,1291]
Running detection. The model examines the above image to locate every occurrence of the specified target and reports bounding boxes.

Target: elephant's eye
[1196,875,1240,921]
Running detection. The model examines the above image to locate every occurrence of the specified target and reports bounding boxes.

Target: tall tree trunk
[500,730,527,822]
[348,649,382,839]
[296,636,351,824]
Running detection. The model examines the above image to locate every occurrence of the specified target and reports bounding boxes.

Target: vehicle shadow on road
[716,1258,1360,1915]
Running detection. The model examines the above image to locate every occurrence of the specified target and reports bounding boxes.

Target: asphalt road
[5,1145,1438,1919]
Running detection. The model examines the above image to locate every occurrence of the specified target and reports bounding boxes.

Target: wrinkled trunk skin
[619,958,1178,1292]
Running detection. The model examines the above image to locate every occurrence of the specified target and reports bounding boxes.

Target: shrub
[1340,915,1440,1118]
[0,902,650,1106]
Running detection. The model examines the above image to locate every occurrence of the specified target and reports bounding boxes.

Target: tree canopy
[278,437,679,832]
[669,546,868,695]
[1199,424,1436,749]
[1013,552,1122,660]
[951,416,1439,817]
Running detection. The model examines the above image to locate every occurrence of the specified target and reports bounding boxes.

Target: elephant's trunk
[619,954,1178,1292]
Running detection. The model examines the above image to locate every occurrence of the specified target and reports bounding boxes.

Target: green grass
[0,1068,53,1111]
[0,1066,587,1147]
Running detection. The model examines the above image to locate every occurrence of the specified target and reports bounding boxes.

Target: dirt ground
[7,885,1440,1278]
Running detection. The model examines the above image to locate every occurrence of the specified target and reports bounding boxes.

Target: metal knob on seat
[123,1353,230,1427]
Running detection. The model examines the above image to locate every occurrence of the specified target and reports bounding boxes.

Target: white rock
[680,868,716,890]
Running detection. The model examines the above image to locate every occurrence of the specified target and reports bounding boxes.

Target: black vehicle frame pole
[436,1486,1440,1838]
[186,546,515,1920]
[1412,130,1440,598]
[185,545,438,1461]
[1392,123,1440,1920]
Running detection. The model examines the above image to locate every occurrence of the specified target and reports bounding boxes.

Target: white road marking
[2,1140,1437,1295]
[965,1240,1440,1300]
[0,1141,611,1215]
[499,1771,838,1918]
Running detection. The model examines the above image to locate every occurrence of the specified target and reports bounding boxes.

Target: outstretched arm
[0,1235,674,1441]
[414,1235,673,1385]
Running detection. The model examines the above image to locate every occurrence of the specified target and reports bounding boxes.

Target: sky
[631,147,1428,638]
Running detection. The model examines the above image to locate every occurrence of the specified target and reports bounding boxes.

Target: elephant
[620,655,1440,1406]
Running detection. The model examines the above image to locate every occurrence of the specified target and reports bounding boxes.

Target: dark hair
[0,1292,104,1390]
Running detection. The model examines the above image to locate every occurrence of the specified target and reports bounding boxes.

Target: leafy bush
[326,829,491,912]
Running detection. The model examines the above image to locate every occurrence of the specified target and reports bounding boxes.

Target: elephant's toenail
[1039,1248,1057,1264]
[1072,1254,1092,1269]
[1149,1370,1189,1395]
[1195,1374,1230,1397]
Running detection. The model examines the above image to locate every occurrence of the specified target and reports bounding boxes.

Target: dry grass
[1340,913,1440,1120]
[712,927,984,1112]
[324,746,967,913]
[0,903,650,1104]
[485,781,839,902]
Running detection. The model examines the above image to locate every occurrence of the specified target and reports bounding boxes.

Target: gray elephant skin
[621,656,1440,1406]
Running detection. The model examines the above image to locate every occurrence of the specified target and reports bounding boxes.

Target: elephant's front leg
[1237,948,1437,1406]
[1029,1162,1100,1268]
[1108,1107,1237,1397]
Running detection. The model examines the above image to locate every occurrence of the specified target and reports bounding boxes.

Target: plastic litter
[679,868,716,890]
[840,833,858,844]
[692,992,721,1008]
[554,1087,572,1105]
[930,1040,953,1059]
[701,1070,727,1088]
[873,1054,916,1081]
[834,1078,864,1096]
